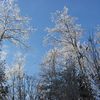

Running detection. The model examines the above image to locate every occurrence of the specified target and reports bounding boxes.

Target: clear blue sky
[12,0,100,75]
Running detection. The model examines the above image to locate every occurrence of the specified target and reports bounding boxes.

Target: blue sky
[13,0,100,75]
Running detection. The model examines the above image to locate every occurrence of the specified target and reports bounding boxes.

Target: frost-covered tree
[0,49,8,100]
[39,48,60,100]
[85,30,100,99]
[6,53,25,100]
[45,6,84,73]
[6,53,37,100]
[0,0,33,99]
[40,49,80,100]
[42,6,98,100]
[0,0,33,46]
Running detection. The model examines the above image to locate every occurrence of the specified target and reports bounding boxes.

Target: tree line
[0,0,100,100]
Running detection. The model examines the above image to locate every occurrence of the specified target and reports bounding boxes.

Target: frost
[6,53,25,80]
[0,0,34,47]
